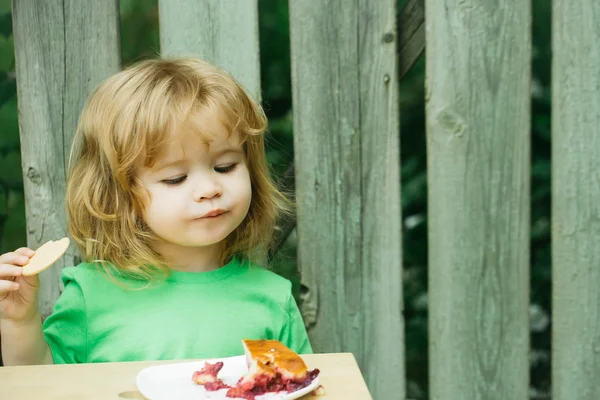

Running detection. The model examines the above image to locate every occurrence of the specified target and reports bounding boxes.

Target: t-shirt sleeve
[42,268,87,364]
[278,292,313,354]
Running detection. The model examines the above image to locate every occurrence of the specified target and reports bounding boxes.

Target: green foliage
[0,35,13,72]
[0,0,9,15]
[119,0,160,66]
[0,5,23,253]
[259,0,294,179]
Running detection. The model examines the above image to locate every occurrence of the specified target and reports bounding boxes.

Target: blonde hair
[66,57,292,280]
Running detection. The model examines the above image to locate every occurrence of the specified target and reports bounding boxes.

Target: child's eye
[214,164,237,173]
[161,175,187,185]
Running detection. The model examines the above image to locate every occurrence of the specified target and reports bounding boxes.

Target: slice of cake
[193,339,320,400]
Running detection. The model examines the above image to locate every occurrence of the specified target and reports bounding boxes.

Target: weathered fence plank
[272,0,426,256]
[426,1,531,399]
[158,0,261,98]
[12,0,120,318]
[289,1,403,399]
[552,1,600,399]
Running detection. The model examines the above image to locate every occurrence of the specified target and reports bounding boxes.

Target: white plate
[136,355,320,400]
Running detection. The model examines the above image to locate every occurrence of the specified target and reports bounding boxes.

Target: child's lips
[198,209,227,219]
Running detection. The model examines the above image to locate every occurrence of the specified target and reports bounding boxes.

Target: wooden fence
[10,0,600,399]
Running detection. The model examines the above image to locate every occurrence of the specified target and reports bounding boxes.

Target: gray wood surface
[289,1,404,399]
[158,0,261,99]
[552,1,600,399]
[272,0,426,257]
[12,0,120,318]
[425,1,531,398]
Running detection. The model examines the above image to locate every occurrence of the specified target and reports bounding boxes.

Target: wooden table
[0,353,372,400]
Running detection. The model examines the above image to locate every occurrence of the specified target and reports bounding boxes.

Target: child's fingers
[0,279,20,293]
[0,264,23,278]
[0,252,31,266]
[14,247,35,258]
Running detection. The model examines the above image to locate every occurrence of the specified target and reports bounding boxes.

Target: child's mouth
[199,209,227,219]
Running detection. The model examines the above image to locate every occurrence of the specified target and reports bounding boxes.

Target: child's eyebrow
[151,159,186,171]
[151,149,242,171]
[213,148,244,157]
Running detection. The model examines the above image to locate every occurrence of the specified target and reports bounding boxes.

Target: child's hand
[0,248,41,324]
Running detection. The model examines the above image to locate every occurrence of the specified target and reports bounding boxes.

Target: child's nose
[192,179,222,201]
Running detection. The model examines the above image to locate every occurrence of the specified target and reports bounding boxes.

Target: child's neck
[155,242,226,272]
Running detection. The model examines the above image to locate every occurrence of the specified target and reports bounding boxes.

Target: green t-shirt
[42,258,312,364]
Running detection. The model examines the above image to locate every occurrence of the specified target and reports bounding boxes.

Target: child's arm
[1,314,53,365]
[0,248,53,365]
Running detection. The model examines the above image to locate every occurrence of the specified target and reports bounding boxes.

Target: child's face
[136,108,252,260]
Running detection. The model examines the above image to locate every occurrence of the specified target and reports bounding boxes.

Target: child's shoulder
[242,261,292,288]
[59,261,129,291]
[60,261,105,281]
[233,261,295,304]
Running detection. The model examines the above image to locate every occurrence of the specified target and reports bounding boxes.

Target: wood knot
[434,108,467,137]
[26,167,42,184]
[382,32,395,43]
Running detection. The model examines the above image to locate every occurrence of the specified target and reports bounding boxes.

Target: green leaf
[0,97,19,152]
[0,35,14,72]
[0,70,16,109]
[0,190,26,254]
[0,0,11,16]
[0,151,22,187]
[119,0,137,16]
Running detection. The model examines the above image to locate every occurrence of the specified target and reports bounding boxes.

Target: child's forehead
[172,106,240,147]
[137,102,245,171]
[181,106,229,138]
[160,130,241,157]
[152,111,241,162]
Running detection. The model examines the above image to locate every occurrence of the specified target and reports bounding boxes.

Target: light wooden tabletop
[1,352,372,400]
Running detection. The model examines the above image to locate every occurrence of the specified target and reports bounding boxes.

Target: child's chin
[183,236,229,247]
[163,225,237,247]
